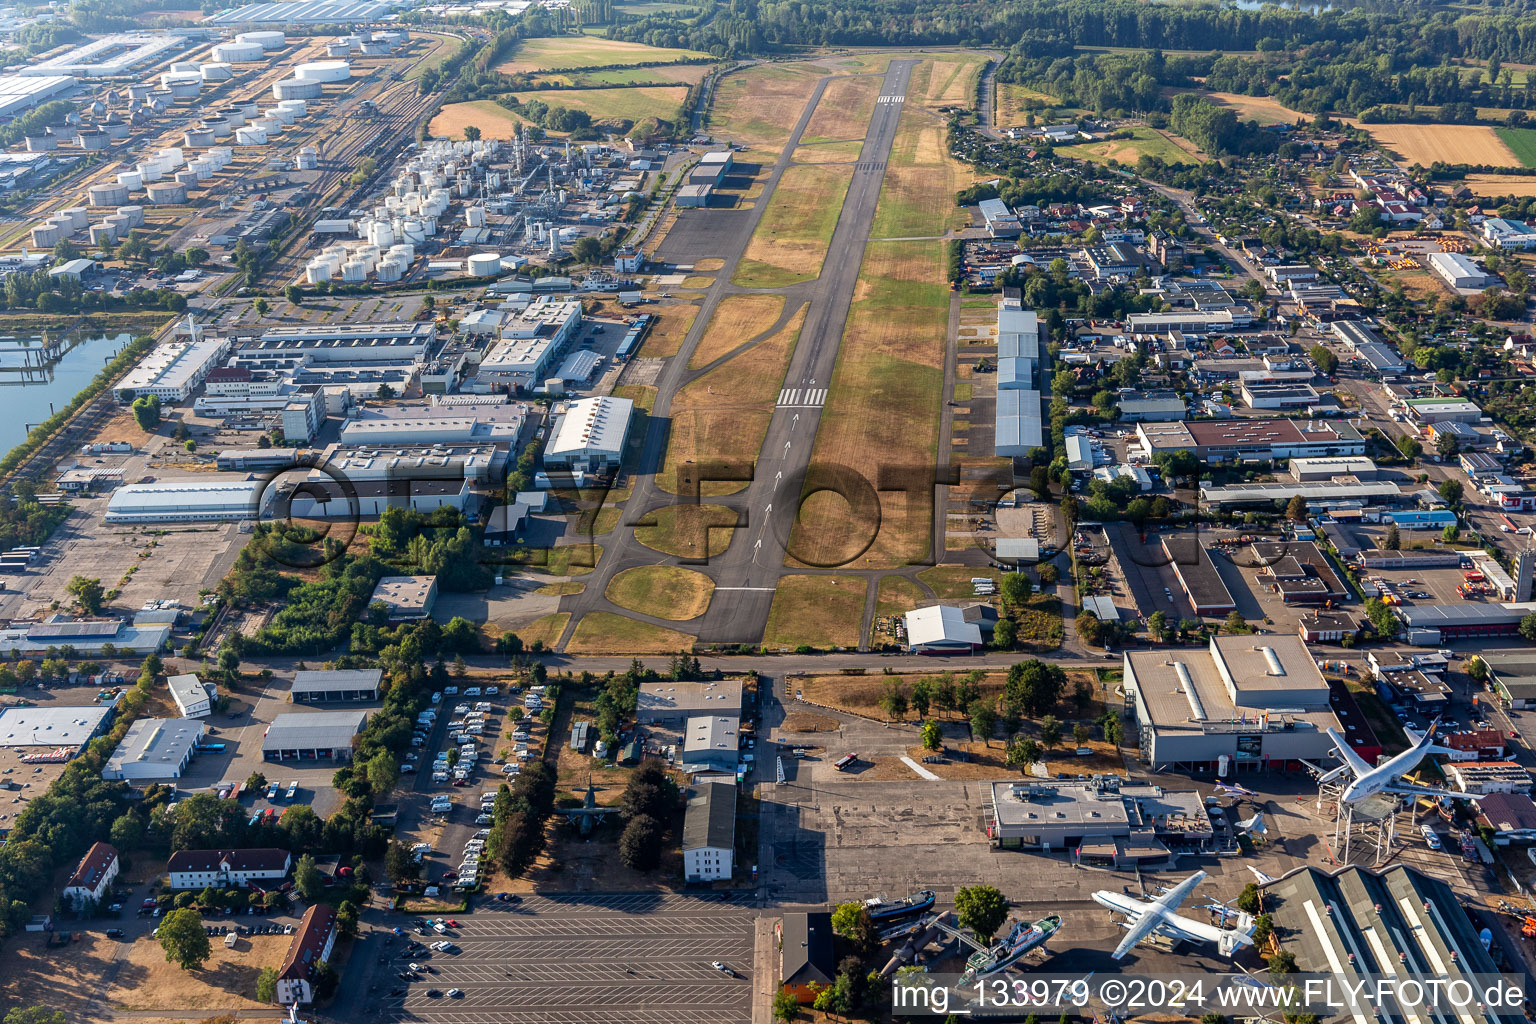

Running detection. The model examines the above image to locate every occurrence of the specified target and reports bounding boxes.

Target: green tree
[294,853,323,901]
[954,884,1009,942]
[66,575,104,614]
[256,966,279,1003]
[158,907,211,969]
[969,700,998,746]
[920,720,942,751]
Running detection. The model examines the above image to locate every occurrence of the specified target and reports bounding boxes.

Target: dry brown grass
[787,241,946,568]
[762,574,866,649]
[1349,121,1521,167]
[565,611,698,654]
[104,932,295,1010]
[736,163,854,286]
[712,63,825,146]
[1462,173,1536,196]
[632,503,739,559]
[659,304,806,495]
[688,294,785,369]
[605,565,715,620]
[802,75,883,141]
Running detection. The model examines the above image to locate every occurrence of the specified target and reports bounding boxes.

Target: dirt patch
[688,293,786,369]
[1349,121,1521,167]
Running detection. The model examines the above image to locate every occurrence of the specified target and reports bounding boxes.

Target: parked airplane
[1313,720,1476,807]
[1092,871,1255,960]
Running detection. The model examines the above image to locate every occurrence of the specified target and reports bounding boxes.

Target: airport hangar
[1123,635,1354,774]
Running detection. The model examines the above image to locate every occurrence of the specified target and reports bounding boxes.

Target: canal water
[0,332,132,454]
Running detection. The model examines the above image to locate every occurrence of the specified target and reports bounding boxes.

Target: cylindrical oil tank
[174,169,199,188]
[277,99,307,116]
[157,147,185,168]
[272,78,321,101]
[89,223,118,245]
[146,181,187,205]
[294,60,349,83]
[200,62,233,81]
[136,161,163,182]
[76,129,108,151]
[236,30,285,50]
[30,223,61,247]
[116,170,143,189]
[88,183,130,206]
[62,207,88,231]
[184,126,216,148]
[376,258,404,282]
[305,260,332,284]
[467,253,500,277]
[234,126,268,145]
[202,116,232,138]
[465,205,485,228]
[117,206,145,227]
[340,260,366,283]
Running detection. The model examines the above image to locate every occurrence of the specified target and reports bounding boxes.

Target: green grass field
[1495,127,1536,168]
[1056,125,1201,167]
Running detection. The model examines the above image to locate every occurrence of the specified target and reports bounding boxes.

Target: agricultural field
[428,99,531,140]
[710,63,825,146]
[497,36,710,73]
[1056,125,1203,167]
[1352,122,1521,167]
[508,86,690,126]
[1495,127,1536,168]
[658,305,807,495]
[734,164,854,287]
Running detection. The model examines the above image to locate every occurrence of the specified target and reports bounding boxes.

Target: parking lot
[360,893,754,1024]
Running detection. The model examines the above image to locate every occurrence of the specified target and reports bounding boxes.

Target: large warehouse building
[105,478,276,524]
[261,710,368,761]
[1124,635,1345,773]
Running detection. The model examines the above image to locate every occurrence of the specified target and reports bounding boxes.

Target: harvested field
[1462,173,1536,196]
[659,304,806,495]
[788,240,947,568]
[802,75,882,142]
[1353,122,1520,167]
[762,574,866,649]
[508,86,690,126]
[497,36,709,73]
[633,503,740,559]
[566,611,698,654]
[429,99,531,139]
[735,163,854,286]
[605,564,715,620]
[712,63,824,146]
[689,293,786,368]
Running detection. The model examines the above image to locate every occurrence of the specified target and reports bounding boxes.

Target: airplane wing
[1111,908,1163,961]
[1382,783,1477,801]
[1153,871,1205,912]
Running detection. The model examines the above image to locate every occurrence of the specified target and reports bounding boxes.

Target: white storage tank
[88,183,130,206]
[211,41,264,62]
[62,207,89,231]
[116,205,145,227]
[90,222,118,246]
[465,205,485,228]
[341,260,367,283]
[235,126,268,145]
[29,222,60,247]
[184,126,216,148]
[305,259,332,284]
[116,170,143,189]
[272,78,321,101]
[295,60,349,83]
[200,62,233,81]
[236,30,286,50]
[467,252,500,277]
[146,181,188,205]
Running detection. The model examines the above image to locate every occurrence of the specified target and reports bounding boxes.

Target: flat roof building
[290,669,381,703]
[545,396,633,471]
[370,576,437,621]
[636,679,742,725]
[261,710,368,761]
[103,717,205,782]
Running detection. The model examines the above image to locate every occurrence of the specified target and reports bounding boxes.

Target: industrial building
[636,679,742,726]
[0,704,115,754]
[167,673,213,719]
[261,710,369,761]
[102,718,205,782]
[1260,863,1522,1024]
[114,336,232,403]
[0,617,168,656]
[1137,418,1365,463]
[105,478,275,524]
[370,575,437,620]
[985,778,1216,864]
[290,669,382,704]
[544,395,633,471]
[167,848,292,890]
[682,782,736,882]
[1161,535,1236,615]
[1124,635,1345,773]
[1425,250,1492,289]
